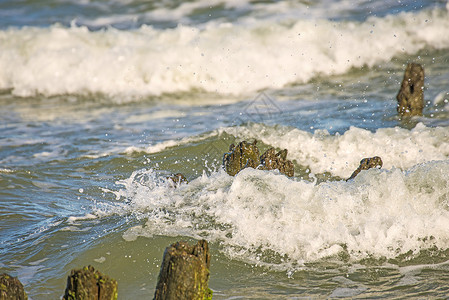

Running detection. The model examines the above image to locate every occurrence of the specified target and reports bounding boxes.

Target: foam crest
[225,123,449,178]
[115,160,449,268]
[1,8,448,98]
[136,122,449,178]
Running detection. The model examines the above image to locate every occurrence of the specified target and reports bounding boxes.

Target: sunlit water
[1,0,449,299]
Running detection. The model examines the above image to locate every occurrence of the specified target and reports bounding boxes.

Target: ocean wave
[104,158,449,268]
[1,7,448,98]
[129,122,449,178]
[227,122,449,178]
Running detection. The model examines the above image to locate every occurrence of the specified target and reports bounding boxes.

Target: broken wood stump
[396,63,424,117]
[63,265,117,300]
[223,140,294,177]
[0,273,28,300]
[347,156,383,181]
[154,240,212,300]
[223,141,260,176]
[259,147,294,177]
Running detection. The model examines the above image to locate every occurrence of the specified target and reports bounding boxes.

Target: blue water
[0,0,446,29]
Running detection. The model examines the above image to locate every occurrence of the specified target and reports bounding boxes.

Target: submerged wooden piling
[63,265,117,300]
[396,63,424,117]
[223,140,294,177]
[154,240,212,300]
[347,156,383,181]
[0,273,28,300]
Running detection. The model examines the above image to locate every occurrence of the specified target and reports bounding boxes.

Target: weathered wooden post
[154,240,212,300]
[347,156,383,181]
[0,273,28,300]
[396,63,424,116]
[223,141,260,176]
[223,140,294,177]
[63,265,117,300]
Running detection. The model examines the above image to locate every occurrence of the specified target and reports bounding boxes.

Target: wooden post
[396,63,424,116]
[347,156,383,181]
[63,265,117,300]
[223,140,294,177]
[154,240,212,300]
[0,273,28,300]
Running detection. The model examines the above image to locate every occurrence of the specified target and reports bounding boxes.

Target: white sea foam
[93,256,106,263]
[1,8,448,98]
[67,213,98,225]
[114,159,449,268]
[228,122,449,178]
[135,122,449,178]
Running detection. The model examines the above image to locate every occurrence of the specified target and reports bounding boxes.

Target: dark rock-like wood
[223,141,260,176]
[259,148,294,177]
[347,156,383,181]
[223,140,294,177]
[154,240,212,300]
[63,265,117,300]
[396,63,424,116]
[0,274,28,300]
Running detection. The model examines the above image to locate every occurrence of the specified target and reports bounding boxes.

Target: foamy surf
[1,7,448,98]
[127,122,449,178]
[228,122,449,178]
[105,158,449,269]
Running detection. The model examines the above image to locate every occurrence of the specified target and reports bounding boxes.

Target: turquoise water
[1,1,449,299]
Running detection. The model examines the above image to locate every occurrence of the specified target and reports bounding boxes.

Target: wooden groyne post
[0,273,28,300]
[154,240,212,300]
[396,63,424,117]
[63,265,117,300]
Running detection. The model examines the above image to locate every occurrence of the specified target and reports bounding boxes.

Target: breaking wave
[1,7,448,99]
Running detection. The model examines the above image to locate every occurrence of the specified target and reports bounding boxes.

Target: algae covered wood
[223,140,294,177]
[63,265,117,300]
[396,63,424,116]
[0,273,28,300]
[154,240,212,300]
[347,156,383,181]
[223,141,260,176]
[259,147,294,177]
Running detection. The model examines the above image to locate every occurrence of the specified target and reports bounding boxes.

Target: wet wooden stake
[396,63,424,117]
[0,273,28,300]
[154,240,212,300]
[63,265,117,300]
[347,156,383,181]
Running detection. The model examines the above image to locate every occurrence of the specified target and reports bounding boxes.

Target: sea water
[1,0,449,299]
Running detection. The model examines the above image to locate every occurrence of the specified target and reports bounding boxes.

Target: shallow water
[1,0,449,299]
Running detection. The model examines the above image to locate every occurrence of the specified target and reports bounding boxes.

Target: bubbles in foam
[109,158,449,269]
